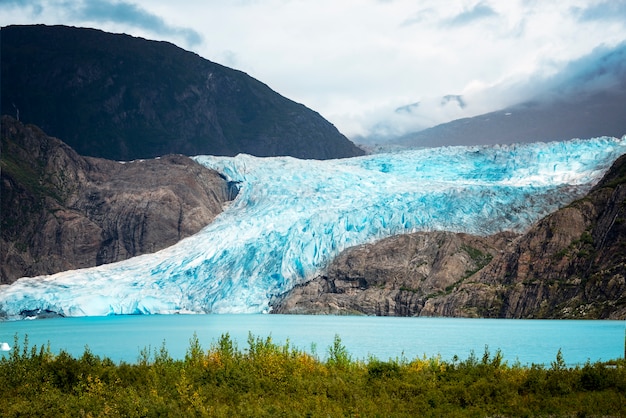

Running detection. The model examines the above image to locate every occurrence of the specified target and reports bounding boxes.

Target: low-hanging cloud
[66,0,202,46]
[0,0,44,15]
[538,41,626,99]
[573,1,626,23]
[443,1,498,27]
[0,0,202,47]
[355,39,626,144]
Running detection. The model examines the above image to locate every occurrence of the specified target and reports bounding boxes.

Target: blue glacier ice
[1,137,626,318]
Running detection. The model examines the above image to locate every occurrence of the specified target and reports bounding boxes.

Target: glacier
[1,137,626,318]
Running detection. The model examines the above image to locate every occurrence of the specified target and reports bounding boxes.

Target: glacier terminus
[1,137,626,318]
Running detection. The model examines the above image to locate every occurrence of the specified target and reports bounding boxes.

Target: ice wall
[1,137,625,317]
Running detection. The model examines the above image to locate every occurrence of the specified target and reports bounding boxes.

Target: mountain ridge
[1,24,364,160]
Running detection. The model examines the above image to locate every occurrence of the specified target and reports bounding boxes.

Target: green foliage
[461,244,493,277]
[0,334,625,417]
[438,245,495,296]
[555,229,597,261]
[367,358,401,378]
[185,332,204,367]
[326,334,352,369]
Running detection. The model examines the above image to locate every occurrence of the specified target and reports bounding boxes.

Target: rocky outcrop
[422,155,626,319]
[271,231,518,315]
[1,116,234,284]
[273,155,626,319]
[1,25,364,161]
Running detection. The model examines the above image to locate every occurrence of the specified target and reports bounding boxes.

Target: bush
[326,334,351,369]
[0,333,624,417]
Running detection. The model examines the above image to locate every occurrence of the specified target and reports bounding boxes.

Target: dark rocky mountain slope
[1,25,363,161]
[1,116,235,284]
[272,155,626,319]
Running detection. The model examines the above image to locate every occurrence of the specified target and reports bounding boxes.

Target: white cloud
[2,0,626,141]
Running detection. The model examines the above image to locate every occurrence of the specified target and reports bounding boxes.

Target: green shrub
[0,334,624,417]
[367,358,401,378]
[326,334,352,369]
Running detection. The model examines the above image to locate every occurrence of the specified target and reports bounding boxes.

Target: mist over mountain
[360,42,626,149]
[1,24,363,161]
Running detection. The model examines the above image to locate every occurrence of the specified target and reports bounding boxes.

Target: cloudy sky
[2,0,626,140]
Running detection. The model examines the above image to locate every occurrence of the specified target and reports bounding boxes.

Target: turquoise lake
[1,315,624,366]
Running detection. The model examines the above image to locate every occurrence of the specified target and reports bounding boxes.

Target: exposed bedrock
[1,116,234,283]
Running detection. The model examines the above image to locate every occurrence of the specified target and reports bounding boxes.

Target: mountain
[272,154,626,319]
[395,92,626,148]
[2,136,625,318]
[393,43,626,148]
[0,25,363,160]
[1,116,235,284]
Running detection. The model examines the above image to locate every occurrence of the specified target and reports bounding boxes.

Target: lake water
[1,315,624,366]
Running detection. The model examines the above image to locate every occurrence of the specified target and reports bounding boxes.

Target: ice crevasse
[1,137,626,318]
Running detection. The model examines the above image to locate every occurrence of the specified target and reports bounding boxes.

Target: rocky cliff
[1,116,234,284]
[1,25,363,161]
[272,155,626,319]
[271,231,517,315]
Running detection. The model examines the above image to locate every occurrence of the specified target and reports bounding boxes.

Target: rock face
[1,116,234,284]
[271,232,517,316]
[273,155,626,319]
[424,155,626,320]
[1,25,364,161]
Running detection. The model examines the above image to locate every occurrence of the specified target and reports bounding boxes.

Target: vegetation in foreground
[0,334,624,417]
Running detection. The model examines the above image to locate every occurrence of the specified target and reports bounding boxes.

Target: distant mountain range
[395,89,626,148]
[1,25,364,160]
[384,42,626,148]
